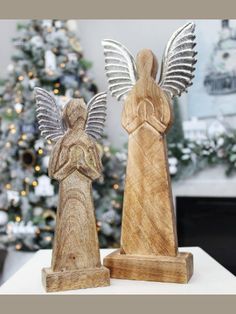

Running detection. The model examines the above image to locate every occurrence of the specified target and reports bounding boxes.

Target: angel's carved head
[63,99,87,130]
[136,49,158,80]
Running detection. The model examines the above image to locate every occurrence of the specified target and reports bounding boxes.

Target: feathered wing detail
[159,22,197,98]
[102,39,138,101]
[34,87,66,142]
[85,92,107,140]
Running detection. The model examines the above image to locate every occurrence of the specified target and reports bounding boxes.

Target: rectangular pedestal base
[103,249,193,284]
[42,266,110,292]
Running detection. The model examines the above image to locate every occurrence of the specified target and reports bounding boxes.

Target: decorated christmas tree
[0,20,124,251]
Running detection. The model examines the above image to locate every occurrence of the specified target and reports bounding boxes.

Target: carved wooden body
[121,50,177,257]
[104,50,193,283]
[42,99,109,292]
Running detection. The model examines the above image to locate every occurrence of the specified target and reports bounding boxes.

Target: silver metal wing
[34,87,66,142]
[102,39,138,101]
[85,92,107,140]
[159,22,197,98]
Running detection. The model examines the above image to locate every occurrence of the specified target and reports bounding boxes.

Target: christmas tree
[0,20,125,251]
[167,97,184,144]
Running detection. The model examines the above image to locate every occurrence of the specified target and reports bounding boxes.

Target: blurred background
[0,19,236,285]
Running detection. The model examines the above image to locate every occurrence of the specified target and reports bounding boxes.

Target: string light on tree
[18,75,24,81]
[5,183,11,190]
[113,184,119,190]
[15,243,22,250]
[20,190,27,197]
[35,165,41,172]
[15,216,21,222]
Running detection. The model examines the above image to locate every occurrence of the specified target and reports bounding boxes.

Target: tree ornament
[7,221,38,237]
[42,155,50,168]
[45,50,57,72]
[69,37,82,53]
[20,150,35,168]
[34,175,54,197]
[102,22,197,284]
[7,190,20,206]
[0,210,8,226]
[35,87,110,292]
[14,103,23,114]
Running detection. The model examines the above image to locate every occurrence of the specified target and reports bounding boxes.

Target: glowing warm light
[45,236,52,242]
[21,134,27,140]
[28,71,33,77]
[18,75,24,81]
[5,183,11,189]
[35,165,41,172]
[60,63,65,68]
[38,148,43,155]
[15,243,22,250]
[113,184,119,190]
[21,190,26,196]
[5,142,11,148]
[32,181,38,187]
[15,216,21,222]
[54,82,60,87]
[53,89,59,94]
[6,108,12,114]
[24,177,30,183]
[103,146,109,153]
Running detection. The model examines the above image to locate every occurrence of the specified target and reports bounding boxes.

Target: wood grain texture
[104,249,193,284]
[103,49,193,283]
[42,266,110,292]
[121,49,177,256]
[43,98,110,292]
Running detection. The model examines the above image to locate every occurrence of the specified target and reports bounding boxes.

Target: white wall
[0,19,191,147]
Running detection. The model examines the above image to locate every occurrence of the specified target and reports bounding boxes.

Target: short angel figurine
[35,88,110,292]
[102,23,197,283]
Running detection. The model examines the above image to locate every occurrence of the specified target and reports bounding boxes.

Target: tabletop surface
[0,247,235,294]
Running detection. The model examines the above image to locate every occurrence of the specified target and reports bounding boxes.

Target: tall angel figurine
[102,22,197,283]
[35,88,110,292]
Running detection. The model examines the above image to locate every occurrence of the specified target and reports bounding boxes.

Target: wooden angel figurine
[102,22,197,283]
[35,88,110,292]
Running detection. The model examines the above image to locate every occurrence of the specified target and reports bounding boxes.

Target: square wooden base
[42,266,110,292]
[103,249,193,284]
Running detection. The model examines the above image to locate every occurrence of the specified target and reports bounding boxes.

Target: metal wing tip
[102,39,118,46]
[186,22,195,29]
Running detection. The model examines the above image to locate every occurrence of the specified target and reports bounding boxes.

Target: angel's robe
[120,75,178,257]
[48,127,102,272]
